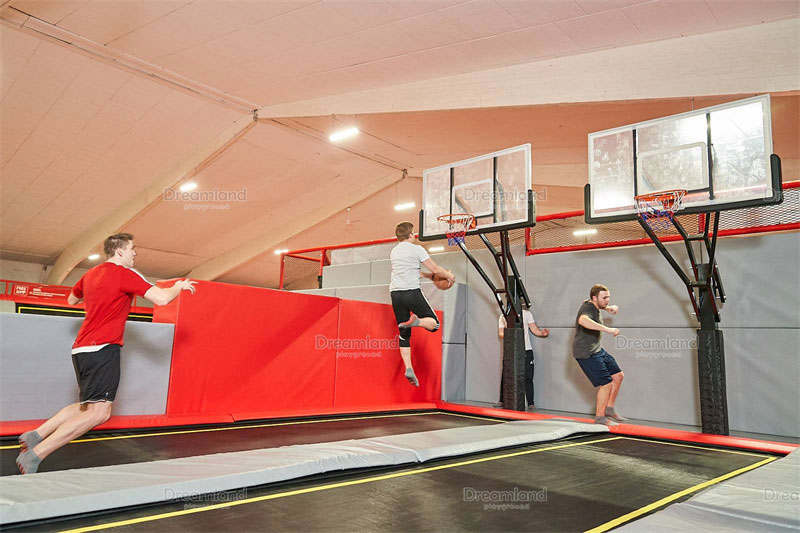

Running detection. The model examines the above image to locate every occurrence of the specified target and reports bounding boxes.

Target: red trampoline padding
[610,424,798,455]
[0,420,46,436]
[164,281,340,416]
[438,402,797,455]
[333,300,442,406]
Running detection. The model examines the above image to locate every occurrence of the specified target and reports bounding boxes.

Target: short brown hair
[395,221,414,240]
[589,284,609,299]
[104,233,134,257]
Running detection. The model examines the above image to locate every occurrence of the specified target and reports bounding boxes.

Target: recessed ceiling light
[394,202,415,211]
[573,229,598,236]
[329,127,359,142]
[88,254,100,260]
[428,246,445,252]
[274,249,289,255]
[180,182,197,192]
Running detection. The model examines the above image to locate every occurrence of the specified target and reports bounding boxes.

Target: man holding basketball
[573,284,626,425]
[390,221,455,386]
[16,233,196,474]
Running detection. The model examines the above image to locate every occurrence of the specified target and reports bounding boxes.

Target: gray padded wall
[0,314,174,420]
[526,231,800,437]
[464,245,528,403]
[722,328,800,437]
[369,259,392,285]
[442,344,466,402]
[712,233,800,328]
[313,232,798,436]
[321,262,371,288]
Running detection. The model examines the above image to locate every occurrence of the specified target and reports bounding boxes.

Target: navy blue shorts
[576,348,621,387]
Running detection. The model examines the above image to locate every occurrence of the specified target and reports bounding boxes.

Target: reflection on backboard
[586,95,782,223]
[420,144,534,240]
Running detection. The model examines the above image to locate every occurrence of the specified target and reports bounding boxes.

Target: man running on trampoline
[573,284,626,425]
[390,221,455,387]
[16,233,196,474]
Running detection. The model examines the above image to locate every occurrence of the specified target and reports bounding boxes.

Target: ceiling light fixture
[88,254,100,260]
[428,246,445,252]
[180,182,197,192]
[394,202,415,211]
[329,127,359,142]
[274,249,289,255]
[573,229,598,236]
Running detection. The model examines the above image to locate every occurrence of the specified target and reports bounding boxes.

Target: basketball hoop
[635,189,687,231]
[437,213,475,245]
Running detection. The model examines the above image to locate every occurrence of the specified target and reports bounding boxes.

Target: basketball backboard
[419,144,534,240]
[585,95,782,223]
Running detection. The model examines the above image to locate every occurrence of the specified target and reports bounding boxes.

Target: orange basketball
[432,272,454,290]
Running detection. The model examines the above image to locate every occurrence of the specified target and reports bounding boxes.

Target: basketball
[433,271,454,290]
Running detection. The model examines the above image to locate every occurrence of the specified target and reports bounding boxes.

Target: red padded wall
[164,281,340,415]
[333,299,442,406]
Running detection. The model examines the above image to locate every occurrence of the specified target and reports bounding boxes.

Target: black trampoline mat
[9,433,775,533]
[0,411,502,476]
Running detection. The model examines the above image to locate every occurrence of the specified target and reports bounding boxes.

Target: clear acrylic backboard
[585,95,781,223]
[420,144,534,240]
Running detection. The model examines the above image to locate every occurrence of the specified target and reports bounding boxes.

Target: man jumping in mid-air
[16,233,196,474]
[389,221,455,387]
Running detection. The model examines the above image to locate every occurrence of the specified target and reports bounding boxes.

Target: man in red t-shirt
[16,233,196,474]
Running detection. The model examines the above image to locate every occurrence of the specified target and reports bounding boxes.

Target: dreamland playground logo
[460,188,546,204]
[615,334,696,359]
[164,487,247,509]
[315,335,399,351]
[463,486,547,512]
[163,187,247,211]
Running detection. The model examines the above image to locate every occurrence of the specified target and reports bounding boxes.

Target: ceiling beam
[0,6,259,113]
[45,112,257,284]
[187,170,404,281]
[258,18,799,117]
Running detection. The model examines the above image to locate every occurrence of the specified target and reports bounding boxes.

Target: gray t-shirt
[573,300,602,359]
[389,241,430,291]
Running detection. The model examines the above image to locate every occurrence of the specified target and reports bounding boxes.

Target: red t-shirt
[72,263,152,351]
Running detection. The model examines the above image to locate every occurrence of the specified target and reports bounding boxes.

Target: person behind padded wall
[498,304,549,411]
[16,233,197,474]
[390,222,455,387]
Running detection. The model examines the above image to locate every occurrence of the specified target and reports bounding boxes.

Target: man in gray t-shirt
[390,221,455,387]
[573,284,626,425]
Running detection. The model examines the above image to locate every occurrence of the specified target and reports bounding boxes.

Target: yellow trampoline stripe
[0,411,496,450]
[617,436,772,458]
[585,455,778,533]
[58,436,622,532]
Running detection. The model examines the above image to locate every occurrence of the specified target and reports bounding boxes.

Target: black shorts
[72,344,121,403]
[390,288,439,324]
[391,289,439,347]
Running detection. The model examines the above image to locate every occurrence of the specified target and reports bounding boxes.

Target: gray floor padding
[0,419,606,525]
[617,447,800,531]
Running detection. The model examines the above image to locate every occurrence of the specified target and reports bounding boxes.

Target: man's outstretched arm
[144,279,197,306]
